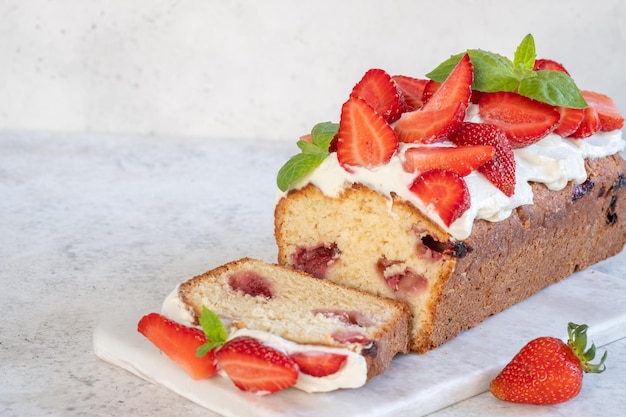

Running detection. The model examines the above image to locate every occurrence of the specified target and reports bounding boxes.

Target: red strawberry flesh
[215,336,298,395]
[409,169,470,227]
[450,122,516,197]
[394,54,473,144]
[291,351,348,377]
[581,90,624,131]
[402,145,494,176]
[351,68,403,123]
[478,92,560,148]
[337,96,398,170]
[137,313,218,380]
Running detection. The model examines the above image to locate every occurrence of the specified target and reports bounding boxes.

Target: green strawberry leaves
[196,306,228,357]
[276,122,339,192]
[426,34,587,108]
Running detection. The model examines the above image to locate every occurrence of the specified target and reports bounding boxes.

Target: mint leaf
[425,52,465,83]
[277,152,327,192]
[514,33,537,70]
[518,70,587,108]
[297,140,327,156]
[426,50,518,93]
[466,50,518,92]
[426,34,586,108]
[196,306,227,357]
[311,122,339,150]
[276,121,339,192]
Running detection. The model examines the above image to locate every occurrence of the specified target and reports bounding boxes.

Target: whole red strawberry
[490,322,607,405]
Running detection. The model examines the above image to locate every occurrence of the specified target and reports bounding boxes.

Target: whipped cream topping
[281,106,625,240]
[161,286,368,393]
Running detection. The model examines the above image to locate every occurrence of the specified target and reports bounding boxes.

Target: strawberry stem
[567,322,607,374]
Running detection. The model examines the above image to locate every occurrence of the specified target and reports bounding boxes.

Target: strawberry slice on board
[351,68,404,123]
[394,53,473,144]
[336,96,399,171]
[215,336,299,395]
[450,122,516,197]
[477,92,560,148]
[402,145,494,176]
[580,90,624,132]
[392,75,429,112]
[137,313,218,380]
[409,169,471,227]
[290,351,348,377]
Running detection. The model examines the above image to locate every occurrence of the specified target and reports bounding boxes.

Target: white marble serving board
[93,268,626,417]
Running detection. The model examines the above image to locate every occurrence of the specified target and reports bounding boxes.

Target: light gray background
[2,0,625,141]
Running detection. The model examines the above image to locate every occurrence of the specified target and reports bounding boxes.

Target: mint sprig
[276,121,339,192]
[426,34,587,108]
[196,306,227,357]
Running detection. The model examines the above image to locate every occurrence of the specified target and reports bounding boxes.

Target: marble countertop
[2,131,625,417]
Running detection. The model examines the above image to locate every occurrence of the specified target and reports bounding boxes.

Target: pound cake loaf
[274,35,626,353]
[160,257,411,392]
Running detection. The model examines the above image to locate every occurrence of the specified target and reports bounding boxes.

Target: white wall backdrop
[1,0,625,141]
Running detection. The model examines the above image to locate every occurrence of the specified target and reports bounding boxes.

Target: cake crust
[275,155,626,352]
[178,257,411,380]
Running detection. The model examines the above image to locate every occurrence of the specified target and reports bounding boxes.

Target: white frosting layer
[284,127,625,240]
[161,286,368,393]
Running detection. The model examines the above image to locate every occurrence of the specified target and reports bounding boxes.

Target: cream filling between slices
[161,286,368,393]
[278,108,625,240]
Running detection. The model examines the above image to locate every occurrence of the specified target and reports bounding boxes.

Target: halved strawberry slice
[402,145,494,176]
[477,92,560,148]
[215,336,298,395]
[409,169,470,227]
[553,106,584,137]
[336,96,398,170]
[581,90,624,131]
[450,122,516,197]
[351,68,403,123]
[394,103,465,144]
[568,105,600,138]
[291,351,348,377]
[533,58,571,75]
[422,80,441,105]
[137,313,218,380]
[392,75,429,112]
[394,54,473,143]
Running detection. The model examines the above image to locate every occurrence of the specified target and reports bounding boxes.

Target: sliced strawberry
[426,54,473,111]
[394,103,465,144]
[553,106,584,137]
[394,54,473,143]
[533,58,570,75]
[422,80,441,105]
[392,75,429,112]
[568,105,600,139]
[477,92,560,148]
[402,145,494,176]
[351,68,403,123]
[290,351,348,377]
[137,313,218,380]
[409,169,470,227]
[215,336,298,395]
[336,96,398,170]
[450,122,516,197]
[581,90,624,131]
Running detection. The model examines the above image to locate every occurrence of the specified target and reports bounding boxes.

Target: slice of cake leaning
[274,34,626,353]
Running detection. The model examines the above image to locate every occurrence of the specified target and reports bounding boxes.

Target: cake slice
[161,257,411,392]
[274,35,626,353]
